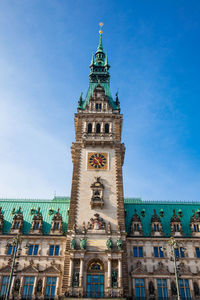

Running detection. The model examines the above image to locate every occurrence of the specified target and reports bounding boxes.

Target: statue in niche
[70,238,76,250]
[171,281,177,295]
[73,272,79,287]
[14,278,20,292]
[36,279,43,293]
[194,282,199,296]
[149,281,155,295]
[112,270,118,288]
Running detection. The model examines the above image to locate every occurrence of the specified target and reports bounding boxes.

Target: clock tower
[63,26,128,298]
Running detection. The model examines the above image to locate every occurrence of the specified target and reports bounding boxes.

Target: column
[79,258,84,288]
[107,259,112,288]
[68,258,74,287]
[92,122,95,133]
[118,259,122,288]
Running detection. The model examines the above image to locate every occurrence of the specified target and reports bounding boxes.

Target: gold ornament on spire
[99,22,104,34]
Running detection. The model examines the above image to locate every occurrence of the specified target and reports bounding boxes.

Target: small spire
[105,53,108,65]
[90,52,94,65]
[97,22,104,52]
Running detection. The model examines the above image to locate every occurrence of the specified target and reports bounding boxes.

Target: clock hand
[94,158,101,166]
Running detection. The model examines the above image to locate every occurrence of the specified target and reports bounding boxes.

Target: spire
[97,33,103,52]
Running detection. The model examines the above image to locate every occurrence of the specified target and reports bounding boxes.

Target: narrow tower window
[105,123,109,133]
[88,123,92,133]
[96,123,101,133]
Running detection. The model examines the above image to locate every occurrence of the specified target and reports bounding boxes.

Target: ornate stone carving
[190,210,200,236]
[150,209,163,236]
[10,207,23,234]
[170,209,183,236]
[30,207,43,235]
[50,208,63,235]
[90,177,104,209]
[130,209,143,236]
[87,213,106,230]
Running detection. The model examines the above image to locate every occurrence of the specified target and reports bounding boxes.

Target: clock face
[88,152,108,170]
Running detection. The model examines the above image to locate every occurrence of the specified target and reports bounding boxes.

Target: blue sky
[0,0,200,201]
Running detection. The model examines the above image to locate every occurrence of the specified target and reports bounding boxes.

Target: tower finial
[99,22,104,34]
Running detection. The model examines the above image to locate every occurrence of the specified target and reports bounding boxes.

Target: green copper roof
[0,197,70,235]
[78,33,119,111]
[124,199,200,237]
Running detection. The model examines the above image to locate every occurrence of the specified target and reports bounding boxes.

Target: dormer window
[151,210,163,237]
[95,103,102,111]
[53,222,60,230]
[190,210,200,236]
[130,209,143,236]
[50,209,63,235]
[90,177,104,209]
[30,208,43,235]
[174,224,180,232]
[170,209,183,236]
[10,207,23,234]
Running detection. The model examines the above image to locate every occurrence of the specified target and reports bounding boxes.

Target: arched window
[105,123,109,133]
[96,123,101,133]
[88,123,92,133]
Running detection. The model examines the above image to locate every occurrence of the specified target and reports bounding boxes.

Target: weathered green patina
[0,196,69,235]
[78,33,119,111]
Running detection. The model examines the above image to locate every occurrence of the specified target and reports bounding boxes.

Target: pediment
[43,265,60,274]
[21,264,39,273]
[153,262,170,275]
[0,265,11,273]
[131,261,148,275]
[179,262,192,275]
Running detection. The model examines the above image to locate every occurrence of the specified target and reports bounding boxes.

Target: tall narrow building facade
[63,30,128,298]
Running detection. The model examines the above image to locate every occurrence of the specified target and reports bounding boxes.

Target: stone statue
[70,238,76,250]
[80,238,87,250]
[14,278,20,292]
[149,281,155,295]
[107,222,111,234]
[106,238,113,250]
[36,279,43,293]
[112,270,118,287]
[116,239,123,250]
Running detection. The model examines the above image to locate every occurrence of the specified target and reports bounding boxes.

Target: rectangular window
[157,278,168,299]
[0,276,9,296]
[154,247,164,258]
[49,245,60,256]
[46,277,57,298]
[135,278,145,299]
[180,247,185,258]
[28,244,39,256]
[175,247,184,258]
[23,277,35,299]
[196,247,200,258]
[179,279,191,299]
[8,245,16,255]
[133,246,143,257]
